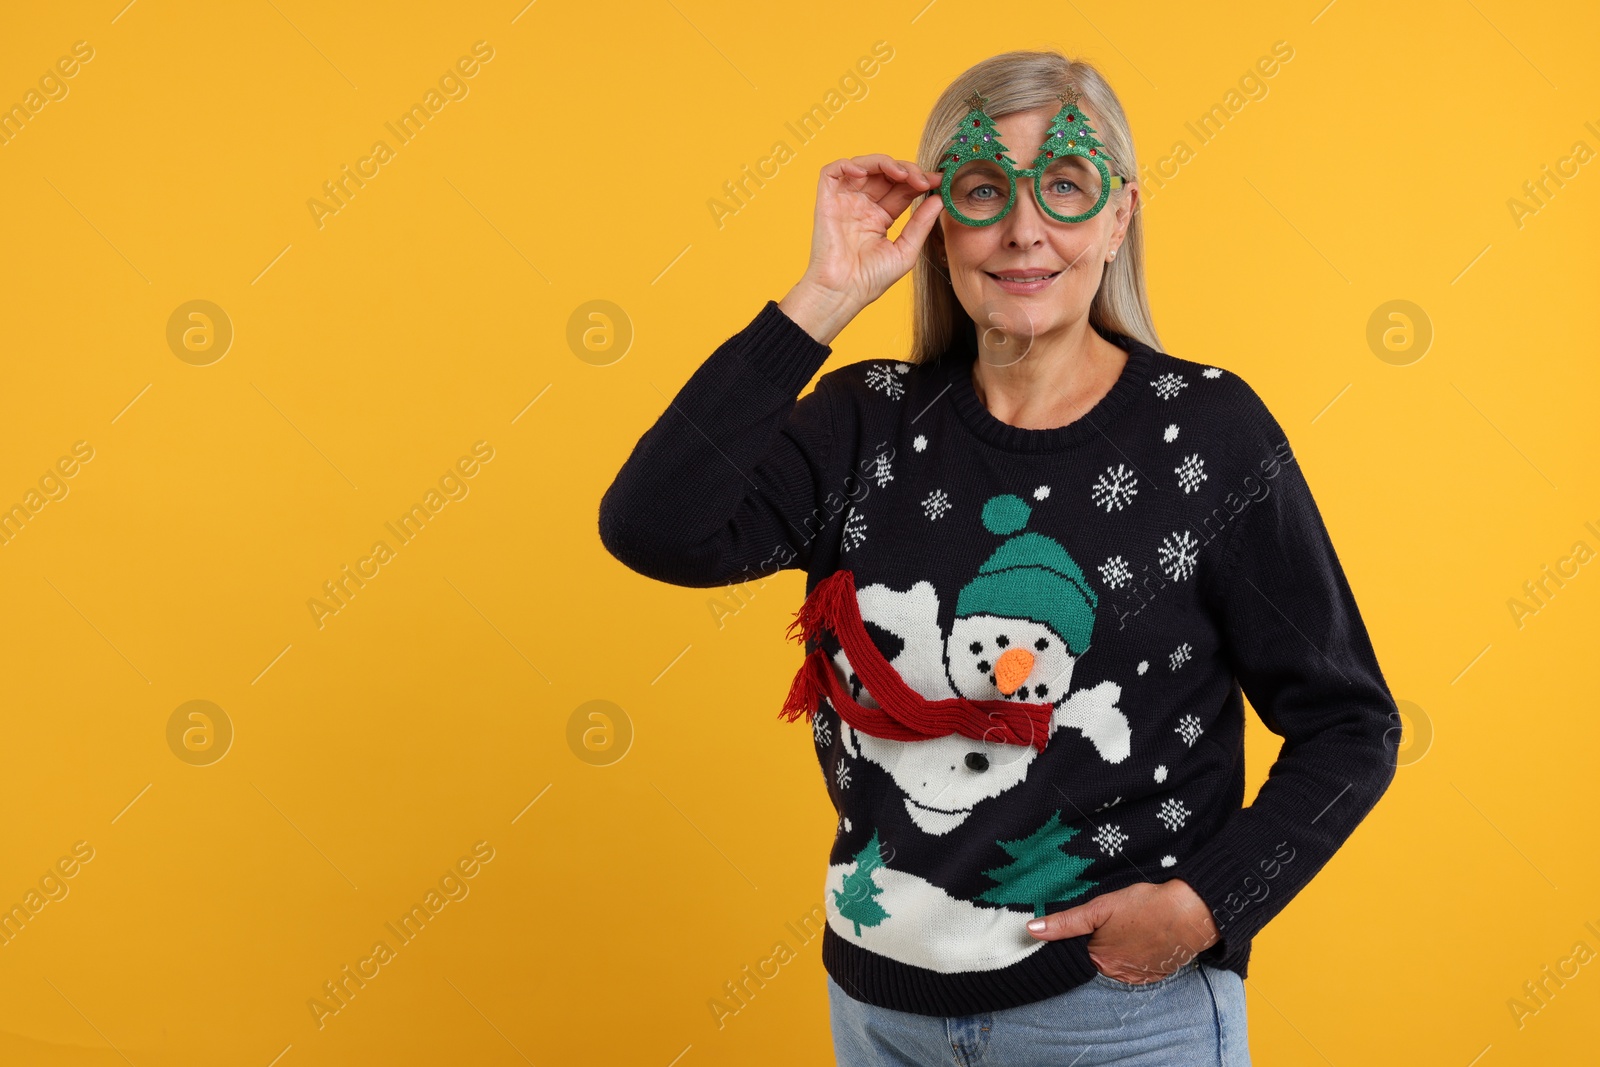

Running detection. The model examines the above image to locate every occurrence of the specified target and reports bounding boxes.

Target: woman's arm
[598,155,944,589]
[597,298,839,588]
[1167,404,1400,961]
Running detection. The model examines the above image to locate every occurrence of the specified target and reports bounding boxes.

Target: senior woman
[600,49,1397,1066]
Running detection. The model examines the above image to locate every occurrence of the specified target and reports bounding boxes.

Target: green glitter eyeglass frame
[936,87,1127,227]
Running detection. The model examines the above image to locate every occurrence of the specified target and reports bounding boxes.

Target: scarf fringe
[778,570,1055,751]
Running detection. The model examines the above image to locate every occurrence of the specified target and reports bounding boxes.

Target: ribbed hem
[823,924,1101,1016]
[823,881,1255,1016]
[735,299,834,397]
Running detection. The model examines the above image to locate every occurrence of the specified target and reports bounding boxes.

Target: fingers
[821,155,941,204]
[846,153,940,187]
[889,193,945,270]
[877,167,943,220]
[1025,895,1105,940]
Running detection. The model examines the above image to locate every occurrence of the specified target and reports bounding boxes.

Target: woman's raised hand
[779,155,945,346]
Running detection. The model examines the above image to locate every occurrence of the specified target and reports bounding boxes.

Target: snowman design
[820,493,1130,974]
[827,493,1130,837]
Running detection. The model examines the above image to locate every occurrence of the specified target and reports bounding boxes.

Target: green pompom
[981,494,1031,536]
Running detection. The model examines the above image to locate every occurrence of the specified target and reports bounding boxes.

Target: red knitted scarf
[779,569,1054,752]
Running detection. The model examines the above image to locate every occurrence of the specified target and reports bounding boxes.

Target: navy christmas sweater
[598,299,1399,1017]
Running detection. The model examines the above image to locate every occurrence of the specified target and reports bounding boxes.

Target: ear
[1108,180,1139,253]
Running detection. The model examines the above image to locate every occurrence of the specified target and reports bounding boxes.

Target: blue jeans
[827,958,1250,1066]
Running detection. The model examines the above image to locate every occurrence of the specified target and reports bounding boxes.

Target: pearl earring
[1107,249,1117,262]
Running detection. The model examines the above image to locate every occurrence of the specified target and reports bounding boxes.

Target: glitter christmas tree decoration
[938,86,1126,227]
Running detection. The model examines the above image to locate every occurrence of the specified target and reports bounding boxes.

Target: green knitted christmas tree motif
[834,829,892,936]
[943,90,1014,168]
[975,810,1098,916]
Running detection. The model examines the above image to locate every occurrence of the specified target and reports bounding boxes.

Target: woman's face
[936,103,1136,347]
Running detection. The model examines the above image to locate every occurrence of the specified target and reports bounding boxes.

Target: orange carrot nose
[994,647,1034,695]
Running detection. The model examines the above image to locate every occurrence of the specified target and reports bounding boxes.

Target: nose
[999,178,1049,248]
[994,647,1034,695]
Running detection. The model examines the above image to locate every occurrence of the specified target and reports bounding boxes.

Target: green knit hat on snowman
[954,493,1099,656]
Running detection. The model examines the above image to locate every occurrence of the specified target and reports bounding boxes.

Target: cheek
[1050,229,1104,269]
[942,223,992,271]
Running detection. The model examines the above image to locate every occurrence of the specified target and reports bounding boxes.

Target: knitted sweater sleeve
[597,300,838,588]
[1168,396,1399,963]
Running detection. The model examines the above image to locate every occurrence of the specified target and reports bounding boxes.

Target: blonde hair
[909,50,1161,364]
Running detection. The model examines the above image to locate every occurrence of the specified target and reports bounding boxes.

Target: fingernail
[1027,919,1046,933]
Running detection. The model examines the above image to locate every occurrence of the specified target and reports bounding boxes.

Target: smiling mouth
[986,270,1061,284]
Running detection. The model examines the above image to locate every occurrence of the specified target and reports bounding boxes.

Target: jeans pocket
[1089,956,1199,992]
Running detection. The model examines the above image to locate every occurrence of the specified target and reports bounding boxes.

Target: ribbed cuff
[736,299,834,397]
[1163,839,1257,961]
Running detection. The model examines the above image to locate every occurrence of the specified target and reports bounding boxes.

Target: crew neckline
[942,321,1155,453]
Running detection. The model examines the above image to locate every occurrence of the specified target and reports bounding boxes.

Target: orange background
[0,0,1596,1063]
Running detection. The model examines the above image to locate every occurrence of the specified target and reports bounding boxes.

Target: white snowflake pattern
[864,363,905,399]
[1034,485,1051,500]
[1175,714,1203,747]
[1169,642,1193,671]
[1098,556,1134,589]
[913,434,928,452]
[894,363,911,375]
[835,757,852,789]
[1160,855,1177,867]
[842,506,867,551]
[1153,764,1168,782]
[1157,798,1191,831]
[1175,453,1207,494]
[1150,373,1188,400]
[871,450,894,488]
[1163,423,1179,443]
[921,489,952,520]
[1137,660,1150,676]
[1157,530,1200,581]
[1202,367,1223,379]
[1092,823,1130,855]
[1090,464,1139,512]
[813,712,833,748]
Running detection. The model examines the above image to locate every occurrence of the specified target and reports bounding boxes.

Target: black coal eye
[969,641,983,654]
[1035,638,1048,651]
[996,635,1009,648]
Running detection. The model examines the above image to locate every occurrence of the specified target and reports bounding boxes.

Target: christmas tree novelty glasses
[938,87,1126,227]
